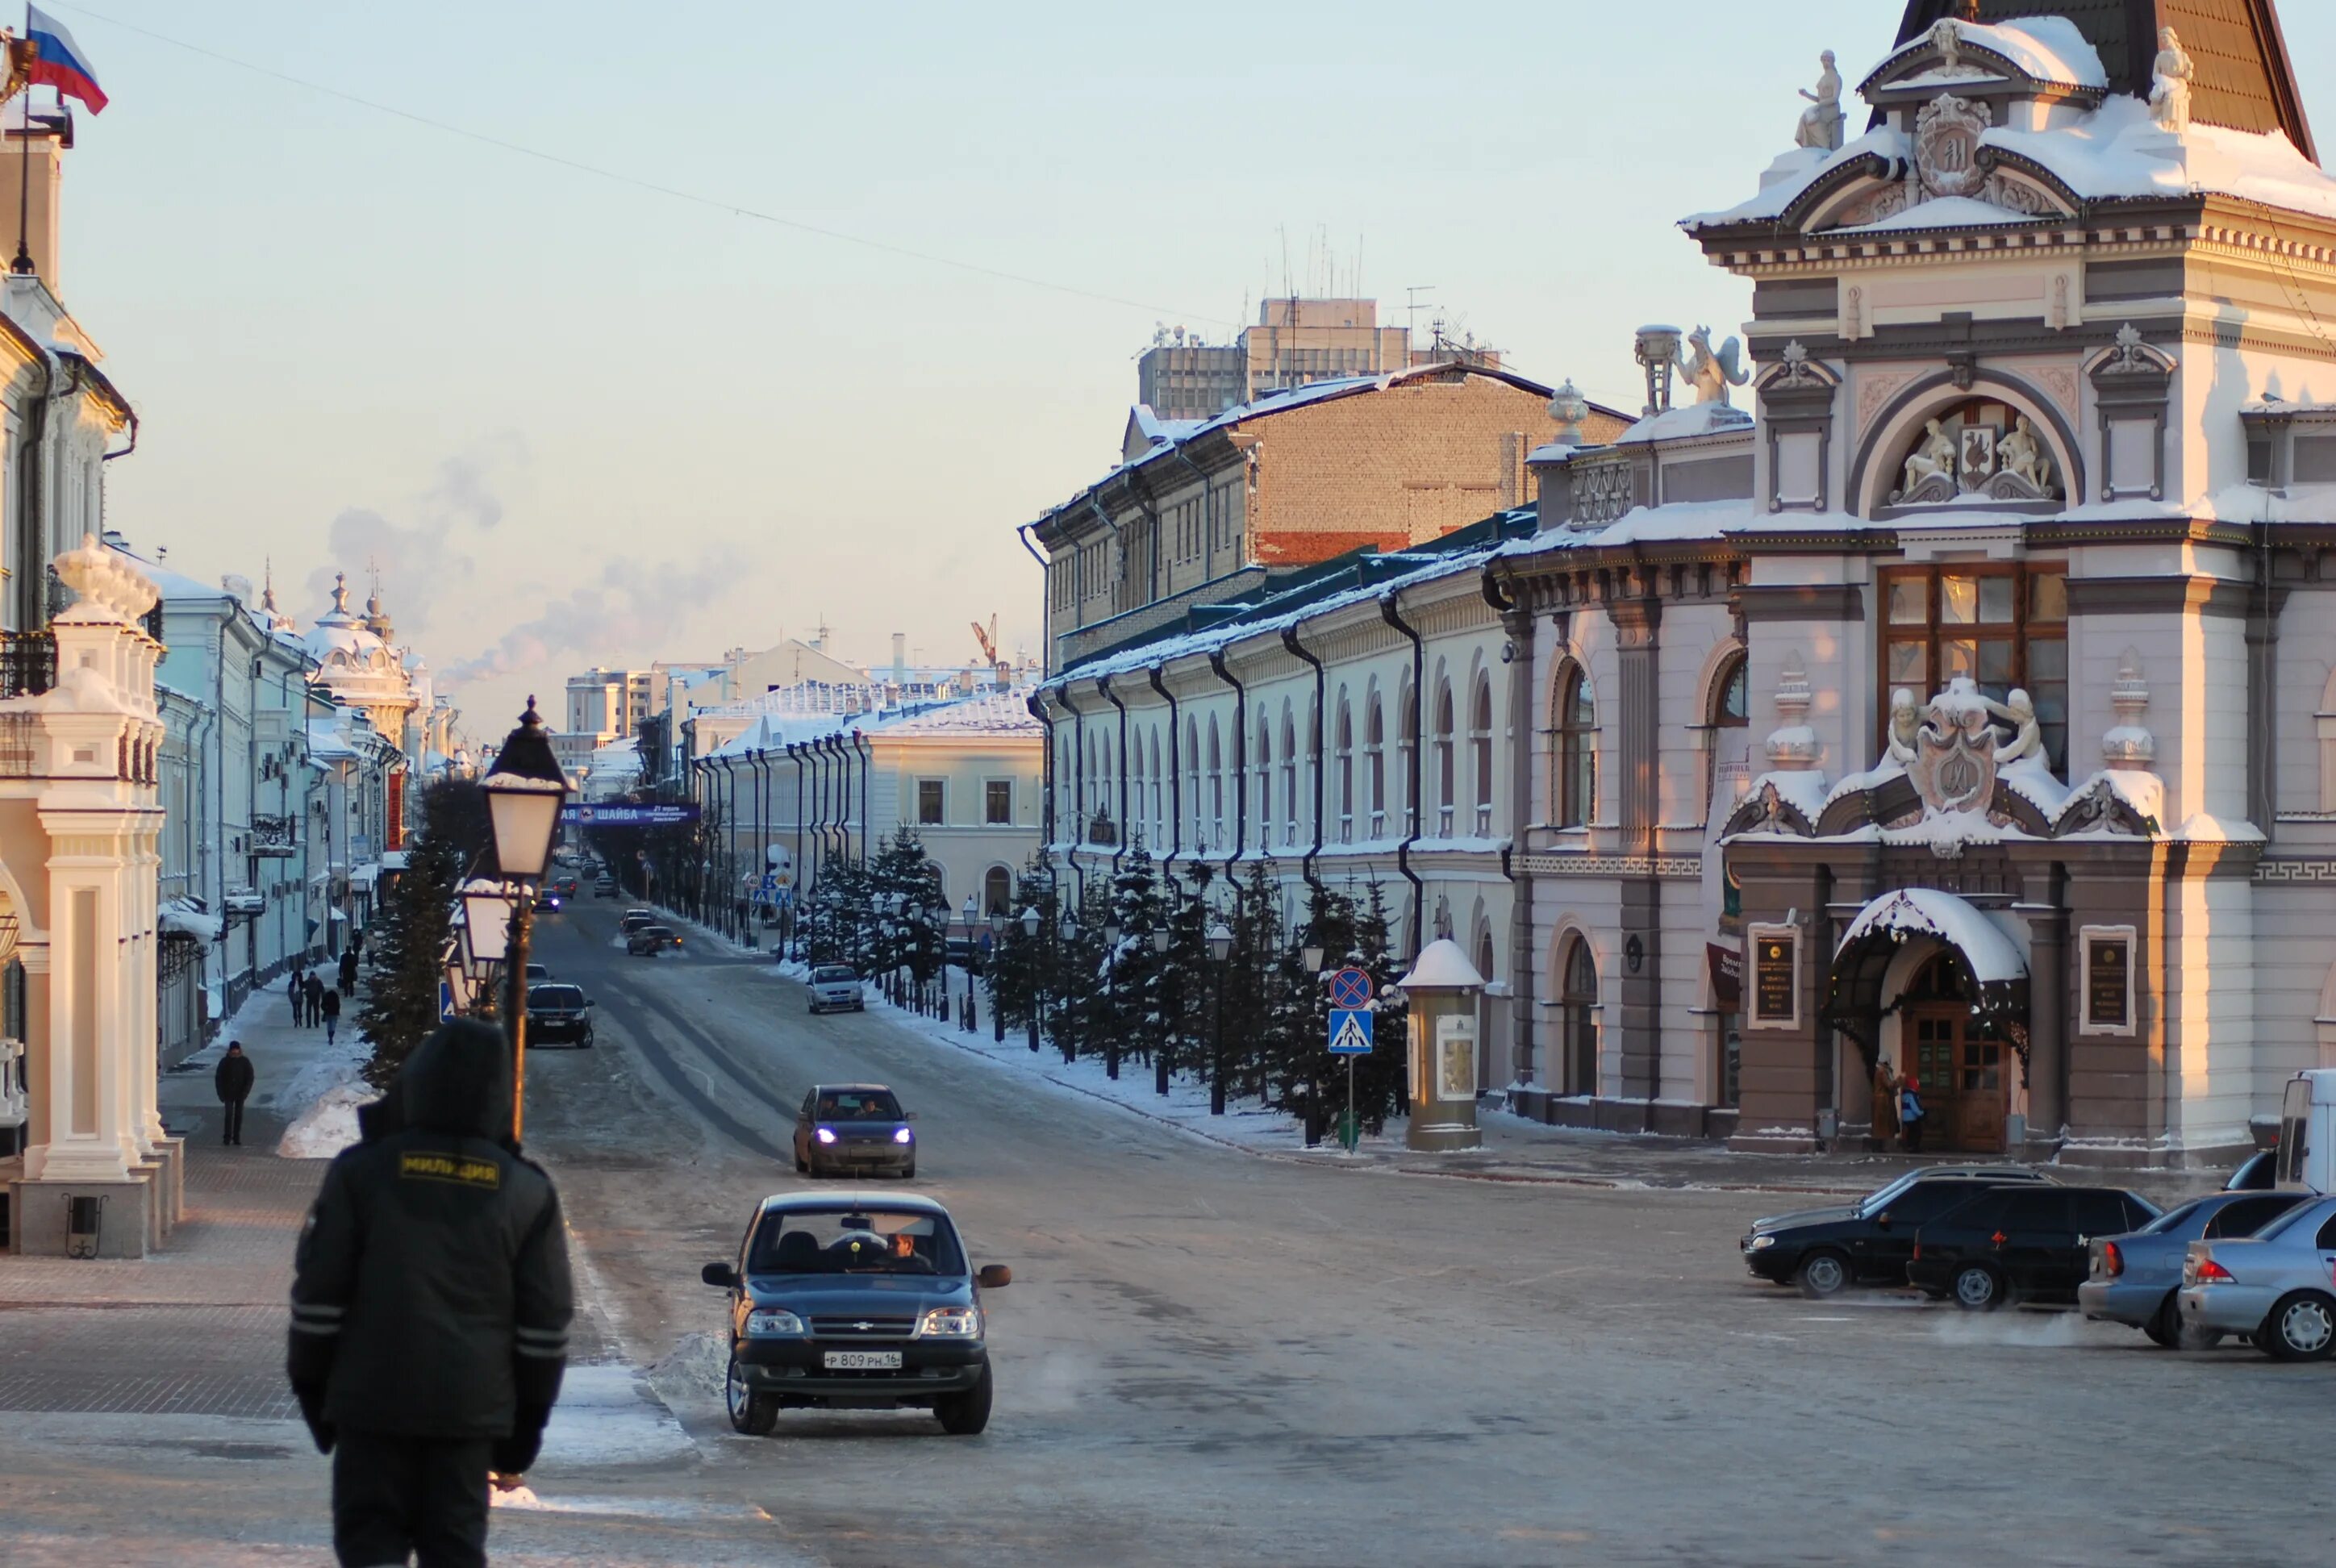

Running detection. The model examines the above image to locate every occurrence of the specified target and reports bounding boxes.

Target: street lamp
[1020,905,1041,1053]
[1207,922,1233,1115]
[961,895,979,1032]
[482,697,570,1144]
[988,911,1007,1041]
[1102,920,1124,1080]
[1151,926,1174,1096]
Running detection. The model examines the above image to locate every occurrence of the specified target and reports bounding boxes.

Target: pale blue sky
[47,1,2336,738]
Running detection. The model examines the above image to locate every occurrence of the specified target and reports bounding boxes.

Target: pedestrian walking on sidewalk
[321,986,342,1045]
[1873,1058,1900,1144]
[339,948,359,995]
[290,965,307,1024]
[1900,1074,1927,1154]
[305,971,324,1028]
[288,1019,574,1568]
[215,1041,255,1147]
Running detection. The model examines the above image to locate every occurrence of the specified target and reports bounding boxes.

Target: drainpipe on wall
[824,735,852,865]
[1483,564,1537,1088]
[1147,667,1183,890]
[1280,625,1327,903]
[1206,649,1247,884]
[852,729,872,864]
[1376,595,1427,954]
[1026,688,1057,899]
[1057,684,1087,907]
[790,743,805,913]
[1100,673,1129,876]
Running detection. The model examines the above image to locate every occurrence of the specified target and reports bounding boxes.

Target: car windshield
[746,1207,965,1276]
[816,1089,903,1122]
[2138,1199,2205,1236]
[811,966,857,984]
[529,985,585,1009]
[646,927,674,938]
[2255,1199,2332,1242]
[1854,1173,1924,1218]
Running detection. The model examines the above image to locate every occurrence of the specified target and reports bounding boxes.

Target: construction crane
[970,615,1009,687]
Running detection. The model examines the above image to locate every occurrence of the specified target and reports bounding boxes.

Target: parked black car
[525,983,595,1047]
[1747,1166,2050,1240]
[1743,1172,2047,1297]
[1907,1184,2162,1310]
[702,1192,1009,1435]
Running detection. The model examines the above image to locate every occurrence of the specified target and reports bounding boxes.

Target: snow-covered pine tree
[358,781,476,1090]
[1354,880,1412,1130]
[1102,845,1166,1079]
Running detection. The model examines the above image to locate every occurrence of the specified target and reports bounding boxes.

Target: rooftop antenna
[1406,286,1437,348]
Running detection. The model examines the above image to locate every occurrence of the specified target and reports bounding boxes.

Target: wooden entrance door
[1905,1004,2005,1153]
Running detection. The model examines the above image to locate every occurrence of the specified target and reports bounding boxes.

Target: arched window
[1554,664,1595,829]
[1256,715,1274,845]
[1147,729,1162,848]
[1560,936,1599,1096]
[1306,698,1321,845]
[1365,697,1386,838]
[1185,717,1200,851]
[1706,649,1749,819]
[1470,673,1494,836]
[982,865,1012,916]
[1335,696,1354,844]
[1207,715,1224,849]
[1280,706,1298,846]
[1397,677,1416,825]
[1434,682,1456,836]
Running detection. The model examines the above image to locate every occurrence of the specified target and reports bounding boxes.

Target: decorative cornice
[1735,584,1865,623]
[2064,575,2254,619]
[1517,851,1701,879]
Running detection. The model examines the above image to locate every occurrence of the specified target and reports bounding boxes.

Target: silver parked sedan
[2079,1191,2309,1347]
[2179,1194,2336,1359]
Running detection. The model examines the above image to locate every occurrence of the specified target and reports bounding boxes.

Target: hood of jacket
[399,1020,511,1141]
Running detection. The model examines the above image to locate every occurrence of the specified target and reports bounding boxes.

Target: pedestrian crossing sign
[1329,1008,1374,1055]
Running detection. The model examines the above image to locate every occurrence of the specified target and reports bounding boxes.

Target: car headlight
[815,1128,836,1145]
[893,1128,913,1145]
[745,1308,806,1337]
[1748,1234,1776,1250]
[916,1306,981,1339]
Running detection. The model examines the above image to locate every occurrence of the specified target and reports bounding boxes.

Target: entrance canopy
[1824,888,2029,1051]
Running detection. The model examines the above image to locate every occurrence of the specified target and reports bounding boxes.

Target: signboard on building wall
[1747,925,1799,1029]
[563,803,701,828]
[1706,941,1743,1012]
[2080,925,2136,1036]
[386,772,406,850]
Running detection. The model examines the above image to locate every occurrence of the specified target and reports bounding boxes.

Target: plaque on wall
[2080,925,2136,1036]
[1750,928,1799,1028]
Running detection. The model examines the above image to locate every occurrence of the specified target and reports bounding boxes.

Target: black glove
[293,1381,336,1455]
[491,1402,550,1476]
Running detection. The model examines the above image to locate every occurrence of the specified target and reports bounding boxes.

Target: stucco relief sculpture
[1676,326,1750,407]
[2150,27,2194,133]
[1796,51,1843,152]
[1907,681,1999,817]
[1885,688,1921,767]
[1892,413,2056,505]
[1915,94,1988,201]
[1899,419,1958,499]
[1997,415,2055,495]
[1991,689,2043,766]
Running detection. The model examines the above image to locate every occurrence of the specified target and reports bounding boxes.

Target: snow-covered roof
[1836,887,2026,985]
[876,688,1041,737]
[1498,498,1753,560]
[709,687,1040,757]
[1398,936,1485,992]
[1610,402,1753,446]
[1986,94,2336,223]
[1866,17,2105,94]
[306,719,359,761]
[1682,128,1910,229]
[160,898,222,944]
[1832,194,2047,235]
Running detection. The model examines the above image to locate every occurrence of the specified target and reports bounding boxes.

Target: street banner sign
[1329,1008,1374,1055]
[1329,967,1372,1009]
[562,803,700,828]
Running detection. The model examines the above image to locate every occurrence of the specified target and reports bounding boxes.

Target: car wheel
[2262,1291,2336,1361]
[902,1161,916,1181]
[1951,1263,2005,1312]
[2143,1291,2182,1349]
[1796,1250,1850,1300]
[726,1355,777,1436]
[935,1361,993,1436]
[854,1000,866,1011]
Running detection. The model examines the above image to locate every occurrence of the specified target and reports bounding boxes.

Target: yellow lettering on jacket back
[398,1152,502,1190]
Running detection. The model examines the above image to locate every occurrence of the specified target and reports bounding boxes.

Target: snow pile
[271,1031,376,1161]
[646,1332,728,1403]
[1987,94,2336,223]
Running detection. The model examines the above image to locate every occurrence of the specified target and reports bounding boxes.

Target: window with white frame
[1335,699,1354,844]
[1434,682,1455,837]
[1366,699,1386,839]
[985,779,1012,825]
[917,778,945,826]
[1470,675,1494,837]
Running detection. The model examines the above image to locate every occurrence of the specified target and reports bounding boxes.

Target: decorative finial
[331,571,349,613]
[1764,653,1821,771]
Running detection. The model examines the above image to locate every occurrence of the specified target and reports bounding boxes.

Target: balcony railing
[0,631,55,699]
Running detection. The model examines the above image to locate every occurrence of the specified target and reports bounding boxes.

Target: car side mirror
[977,1264,1012,1289]
[1874,1212,1891,1230]
[905,1111,919,1122]
[701,1262,738,1289]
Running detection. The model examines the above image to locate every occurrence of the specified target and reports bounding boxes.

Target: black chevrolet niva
[703,1192,1011,1436]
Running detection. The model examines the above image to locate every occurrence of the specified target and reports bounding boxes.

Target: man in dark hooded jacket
[287,1020,572,1568]
[214,1041,255,1146]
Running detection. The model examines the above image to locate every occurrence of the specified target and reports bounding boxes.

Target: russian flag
[24,6,104,114]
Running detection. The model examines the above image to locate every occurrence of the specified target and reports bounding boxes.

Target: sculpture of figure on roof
[1998,415,2054,496]
[1886,687,1921,768]
[1928,19,1963,76]
[1989,687,2044,767]
[1901,419,1958,494]
[2150,27,2193,133]
[1796,51,1843,152]
[1676,326,1750,407]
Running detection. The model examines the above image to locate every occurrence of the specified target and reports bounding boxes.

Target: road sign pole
[1345,1055,1357,1153]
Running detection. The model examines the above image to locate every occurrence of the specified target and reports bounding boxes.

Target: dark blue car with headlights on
[795,1082,918,1178]
[702,1192,1011,1435]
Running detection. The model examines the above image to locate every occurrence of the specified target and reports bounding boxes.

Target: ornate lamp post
[481,699,569,1144]
[987,911,1007,1041]
[1151,926,1174,1095]
[1207,923,1233,1114]
[1102,920,1123,1079]
[1020,906,1042,1052]
[962,895,979,1032]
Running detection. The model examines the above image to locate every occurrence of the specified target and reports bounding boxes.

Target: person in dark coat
[320,986,342,1045]
[290,965,307,1023]
[215,1041,256,1146]
[304,971,325,1028]
[339,948,359,995]
[287,1020,573,1568]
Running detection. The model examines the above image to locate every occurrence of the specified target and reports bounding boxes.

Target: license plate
[822,1350,901,1370]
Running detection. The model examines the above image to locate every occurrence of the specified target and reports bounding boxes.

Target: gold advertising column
[1399,938,1486,1152]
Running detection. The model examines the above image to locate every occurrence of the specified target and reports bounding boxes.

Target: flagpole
[10,3,29,276]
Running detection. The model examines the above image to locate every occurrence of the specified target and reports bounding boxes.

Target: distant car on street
[627,924,680,957]
[1906,1184,2160,1310]
[532,887,563,912]
[1742,1170,2048,1298]
[795,1083,917,1179]
[550,875,579,898]
[700,1191,1009,1436]
[525,983,596,1048]
[807,965,865,1015]
[2079,1191,2308,1347]
[524,963,550,986]
[619,909,657,935]
[2180,1193,2336,1358]
[594,875,618,899]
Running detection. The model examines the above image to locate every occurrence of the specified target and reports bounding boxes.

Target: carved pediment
[2052,776,2158,838]
[1721,779,1815,839]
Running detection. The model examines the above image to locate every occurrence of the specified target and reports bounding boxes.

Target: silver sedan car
[2079,1191,2309,1347]
[2179,1193,2336,1359]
